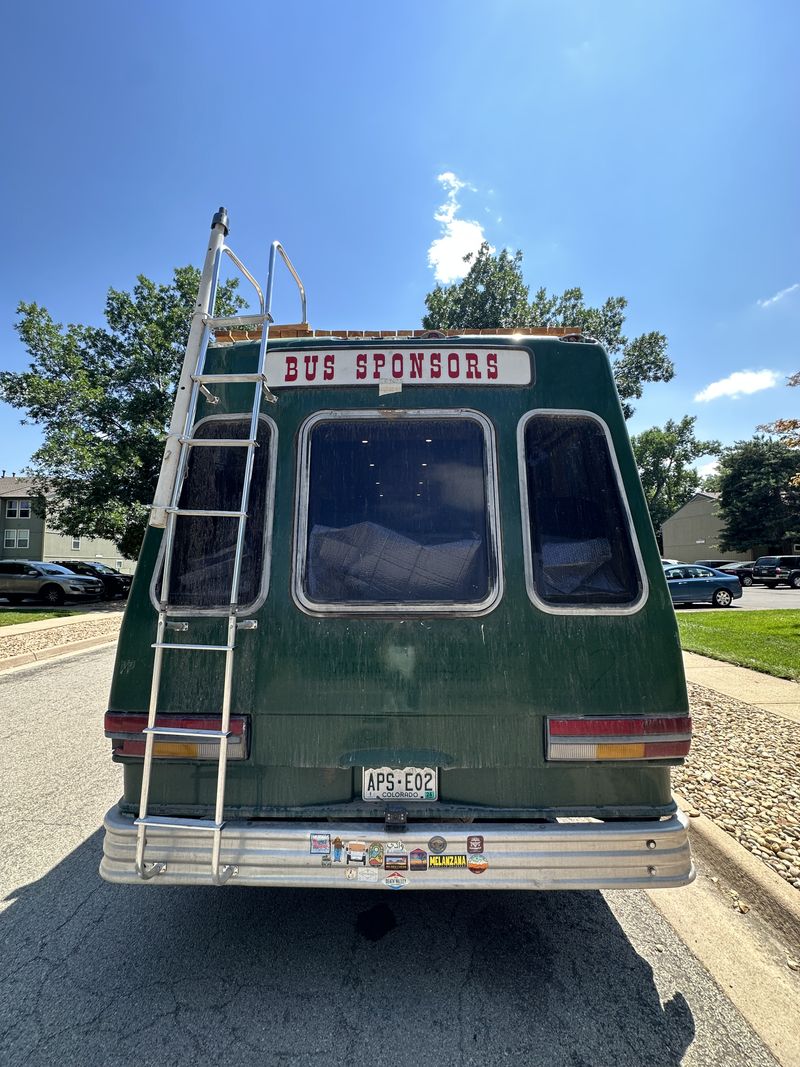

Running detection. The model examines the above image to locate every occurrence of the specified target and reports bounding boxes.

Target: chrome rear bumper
[100,805,694,890]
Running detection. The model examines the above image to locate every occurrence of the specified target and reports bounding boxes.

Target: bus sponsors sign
[264,347,531,387]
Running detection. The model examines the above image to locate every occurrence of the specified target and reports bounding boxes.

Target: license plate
[362,767,438,801]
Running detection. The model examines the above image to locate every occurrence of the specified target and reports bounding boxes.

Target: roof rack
[211,325,580,345]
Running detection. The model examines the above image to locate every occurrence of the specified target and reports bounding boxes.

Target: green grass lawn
[0,610,81,627]
[677,609,800,681]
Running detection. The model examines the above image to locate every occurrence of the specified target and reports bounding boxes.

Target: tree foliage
[716,437,800,552]
[630,416,721,532]
[0,268,245,558]
[757,371,800,487]
[422,243,674,417]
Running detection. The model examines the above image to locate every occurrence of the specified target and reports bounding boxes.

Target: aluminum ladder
[135,206,307,884]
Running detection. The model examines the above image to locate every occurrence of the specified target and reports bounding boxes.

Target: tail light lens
[104,712,249,760]
[546,715,691,761]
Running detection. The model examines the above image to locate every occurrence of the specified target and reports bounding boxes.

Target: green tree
[717,437,800,552]
[758,371,800,487]
[422,243,674,417]
[0,268,245,558]
[630,417,721,533]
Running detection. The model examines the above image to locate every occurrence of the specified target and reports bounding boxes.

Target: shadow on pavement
[1,830,700,1067]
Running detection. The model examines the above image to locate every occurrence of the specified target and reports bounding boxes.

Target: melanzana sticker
[428,855,467,869]
[265,347,531,388]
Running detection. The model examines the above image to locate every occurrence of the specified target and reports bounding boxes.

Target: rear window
[757,557,779,565]
[294,411,501,614]
[519,411,644,611]
[157,415,275,611]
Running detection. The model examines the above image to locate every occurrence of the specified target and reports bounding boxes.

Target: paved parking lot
[676,584,800,611]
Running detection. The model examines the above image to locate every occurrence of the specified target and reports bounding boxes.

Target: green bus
[100,209,693,891]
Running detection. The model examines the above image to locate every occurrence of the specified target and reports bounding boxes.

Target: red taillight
[546,715,691,761]
[104,712,248,761]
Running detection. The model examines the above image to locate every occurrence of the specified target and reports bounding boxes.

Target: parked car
[0,560,104,605]
[660,558,683,565]
[663,564,742,607]
[51,560,132,599]
[694,559,739,569]
[717,561,756,587]
[752,555,800,589]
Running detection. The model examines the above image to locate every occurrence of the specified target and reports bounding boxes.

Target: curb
[676,792,800,958]
[0,634,118,673]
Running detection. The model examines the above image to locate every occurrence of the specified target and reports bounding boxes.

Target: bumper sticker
[385,853,409,871]
[368,842,385,867]
[468,854,489,874]
[310,833,331,855]
[409,848,428,871]
[384,872,408,890]
[429,854,467,869]
[358,868,380,883]
[428,836,447,854]
[467,835,484,854]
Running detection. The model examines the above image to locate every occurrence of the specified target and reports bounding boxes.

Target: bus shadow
[2,830,697,1067]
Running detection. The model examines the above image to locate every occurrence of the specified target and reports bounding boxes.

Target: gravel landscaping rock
[0,614,122,663]
[676,682,800,893]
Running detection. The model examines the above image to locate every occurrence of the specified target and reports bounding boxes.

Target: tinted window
[164,416,272,609]
[300,416,496,607]
[757,557,778,565]
[522,414,642,607]
[39,564,71,575]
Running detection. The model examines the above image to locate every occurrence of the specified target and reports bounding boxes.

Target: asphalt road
[0,648,779,1067]
[676,583,800,611]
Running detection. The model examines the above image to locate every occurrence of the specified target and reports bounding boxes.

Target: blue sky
[1,1,798,477]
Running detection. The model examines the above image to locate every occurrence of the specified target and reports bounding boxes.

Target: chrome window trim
[292,408,504,617]
[517,408,649,616]
[148,412,278,617]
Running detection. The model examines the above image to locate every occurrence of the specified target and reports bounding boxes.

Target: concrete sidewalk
[683,651,800,724]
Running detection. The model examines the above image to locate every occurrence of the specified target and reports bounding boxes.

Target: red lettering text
[304,355,319,381]
[285,355,298,382]
[410,352,423,378]
[323,354,335,381]
[372,353,386,379]
[430,352,441,379]
[465,352,481,379]
[447,352,460,378]
[392,352,404,379]
[486,353,498,380]
[356,353,367,380]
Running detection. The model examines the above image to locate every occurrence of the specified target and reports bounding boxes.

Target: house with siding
[661,491,770,563]
[0,476,136,574]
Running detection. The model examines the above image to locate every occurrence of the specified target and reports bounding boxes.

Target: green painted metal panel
[109,336,686,818]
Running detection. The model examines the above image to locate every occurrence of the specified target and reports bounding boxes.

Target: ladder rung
[204,313,270,329]
[165,507,247,518]
[152,642,234,652]
[135,815,223,832]
[179,437,257,448]
[192,373,267,384]
[144,726,230,739]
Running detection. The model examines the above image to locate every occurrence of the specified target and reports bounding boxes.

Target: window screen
[522,414,641,607]
[300,416,496,607]
[164,416,272,609]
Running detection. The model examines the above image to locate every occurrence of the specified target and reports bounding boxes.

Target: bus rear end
[101,329,693,891]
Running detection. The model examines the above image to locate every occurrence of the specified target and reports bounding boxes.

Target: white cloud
[694,369,780,403]
[757,282,799,308]
[427,172,491,284]
[697,460,719,479]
